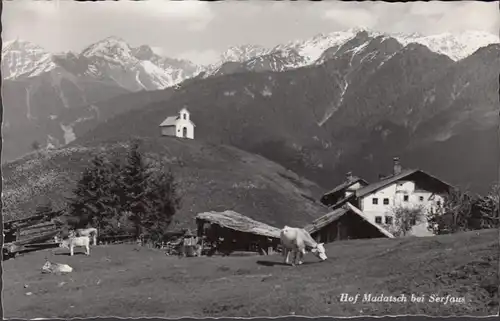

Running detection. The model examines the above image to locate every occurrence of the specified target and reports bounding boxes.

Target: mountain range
[2,29,498,163]
[1,29,499,223]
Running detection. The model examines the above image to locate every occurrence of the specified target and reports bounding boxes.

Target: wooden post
[16,228,21,241]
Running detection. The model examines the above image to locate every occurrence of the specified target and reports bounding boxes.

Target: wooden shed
[195,210,282,256]
[304,203,394,243]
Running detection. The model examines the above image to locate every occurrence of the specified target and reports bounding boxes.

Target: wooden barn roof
[304,203,394,238]
[196,210,281,239]
[303,207,350,234]
[355,169,454,199]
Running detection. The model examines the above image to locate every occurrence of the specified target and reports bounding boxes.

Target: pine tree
[120,141,153,238]
[67,154,118,233]
[143,169,182,241]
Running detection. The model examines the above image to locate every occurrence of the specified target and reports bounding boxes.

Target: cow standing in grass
[59,235,91,256]
[75,227,98,245]
[280,226,327,266]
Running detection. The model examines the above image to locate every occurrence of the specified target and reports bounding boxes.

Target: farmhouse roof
[195,210,281,239]
[322,176,368,198]
[304,202,394,238]
[355,169,454,199]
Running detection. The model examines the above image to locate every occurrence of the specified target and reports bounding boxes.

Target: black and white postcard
[1,0,499,318]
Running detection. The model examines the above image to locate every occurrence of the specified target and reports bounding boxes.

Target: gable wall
[359,180,444,237]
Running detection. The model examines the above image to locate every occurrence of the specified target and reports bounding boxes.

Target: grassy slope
[3,229,498,318]
[2,136,328,227]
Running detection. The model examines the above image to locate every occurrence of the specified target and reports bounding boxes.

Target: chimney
[346,171,353,182]
[393,157,402,175]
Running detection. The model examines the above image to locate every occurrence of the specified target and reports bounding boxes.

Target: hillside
[2,137,328,227]
[71,38,499,193]
[3,229,498,318]
[1,71,130,163]
[327,43,500,192]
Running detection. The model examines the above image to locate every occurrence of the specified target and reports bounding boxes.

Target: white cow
[280,226,327,266]
[60,236,91,256]
[75,227,98,245]
[42,261,73,274]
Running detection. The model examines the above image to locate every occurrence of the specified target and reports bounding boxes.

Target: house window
[372,198,378,205]
[419,196,424,202]
[403,195,409,202]
[383,198,389,205]
[375,216,382,224]
[385,216,393,225]
[183,114,186,120]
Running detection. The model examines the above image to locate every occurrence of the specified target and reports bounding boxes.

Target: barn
[304,203,394,243]
[195,210,282,256]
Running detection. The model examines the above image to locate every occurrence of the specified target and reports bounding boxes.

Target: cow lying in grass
[58,235,91,256]
[280,226,327,266]
[42,261,73,274]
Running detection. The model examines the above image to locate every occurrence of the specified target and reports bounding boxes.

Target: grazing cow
[60,236,91,256]
[75,227,98,245]
[280,226,327,266]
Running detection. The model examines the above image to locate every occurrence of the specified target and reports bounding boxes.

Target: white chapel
[159,108,195,139]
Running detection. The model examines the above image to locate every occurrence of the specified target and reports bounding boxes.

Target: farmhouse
[195,210,282,256]
[159,108,195,139]
[320,157,453,237]
[320,172,369,208]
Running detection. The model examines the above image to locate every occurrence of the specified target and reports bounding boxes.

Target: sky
[2,0,499,65]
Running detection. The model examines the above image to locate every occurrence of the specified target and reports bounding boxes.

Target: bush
[389,204,427,237]
[427,184,499,235]
[471,184,499,229]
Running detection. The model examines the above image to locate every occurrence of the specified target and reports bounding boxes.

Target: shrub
[426,185,499,235]
[389,204,427,237]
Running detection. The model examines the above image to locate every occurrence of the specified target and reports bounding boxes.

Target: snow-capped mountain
[1,39,57,79]
[220,44,270,63]
[132,44,200,83]
[392,30,500,61]
[78,36,201,91]
[274,29,365,65]
[206,48,307,77]
[205,28,499,74]
[2,36,202,91]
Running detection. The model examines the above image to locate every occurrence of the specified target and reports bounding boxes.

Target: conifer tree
[120,140,153,238]
[143,168,182,240]
[68,154,118,233]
